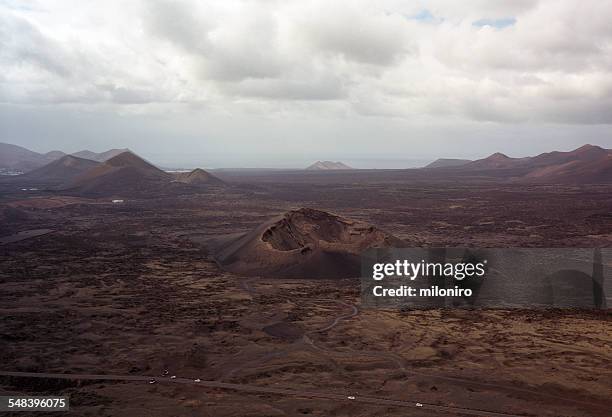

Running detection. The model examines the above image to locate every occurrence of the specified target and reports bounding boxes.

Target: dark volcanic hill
[524,145,612,183]
[15,155,100,185]
[174,168,224,185]
[66,151,171,196]
[464,152,524,169]
[209,208,403,279]
[456,145,612,183]
[44,150,67,160]
[0,142,132,172]
[72,148,130,162]
[0,142,66,172]
[523,144,607,168]
[424,158,472,169]
[306,161,353,170]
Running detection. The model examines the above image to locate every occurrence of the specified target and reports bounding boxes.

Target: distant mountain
[521,144,607,169]
[72,148,130,162]
[424,158,472,169]
[464,152,525,169]
[306,161,353,170]
[44,150,67,160]
[523,145,612,183]
[0,142,65,172]
[457,144,612,183]
[0,142,130,172]
[174,168,224,185]
[18,155,100,184]
[66,151,171,195]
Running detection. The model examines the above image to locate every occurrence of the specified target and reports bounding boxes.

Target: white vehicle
[112,199,124,204]
[149,378,156,384]
[416,403,423,407]
[170,375,177,379]
[347,396,356,400]
[194,378,201,382]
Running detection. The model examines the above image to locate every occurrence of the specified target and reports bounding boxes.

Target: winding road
[237,278,606,412]
[2,279,605,416]
[0,371,525,417]
[306,300,358,333]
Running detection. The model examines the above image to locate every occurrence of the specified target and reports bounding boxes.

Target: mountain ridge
[16,155,100,185]
[65,151,171,195]
[424,158,472,169]
[306,161,353,170]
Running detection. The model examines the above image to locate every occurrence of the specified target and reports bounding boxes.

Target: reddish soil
[0,172,610,416]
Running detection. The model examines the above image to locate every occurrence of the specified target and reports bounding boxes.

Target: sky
[1,0,611,168]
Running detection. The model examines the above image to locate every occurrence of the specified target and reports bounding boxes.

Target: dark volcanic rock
[209,208,403,279]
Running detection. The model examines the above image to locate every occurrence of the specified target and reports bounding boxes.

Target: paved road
[0,371,526,417]
[238,279,601,412]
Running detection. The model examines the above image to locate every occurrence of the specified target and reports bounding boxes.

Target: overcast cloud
[0,0,611,167]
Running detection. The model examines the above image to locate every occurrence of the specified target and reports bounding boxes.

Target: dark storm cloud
[0,11,71,77]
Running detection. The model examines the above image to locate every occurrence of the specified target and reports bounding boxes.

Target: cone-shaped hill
[306,161,353,170]
[174,168,224,185]
[72,148,130,162]
[424,158,472,169]
[209,208,403,279]
[464,152,522,169]
[66,151,171,196]
[14,155,100,185]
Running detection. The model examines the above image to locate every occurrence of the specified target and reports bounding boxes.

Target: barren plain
[1,170,611,416]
